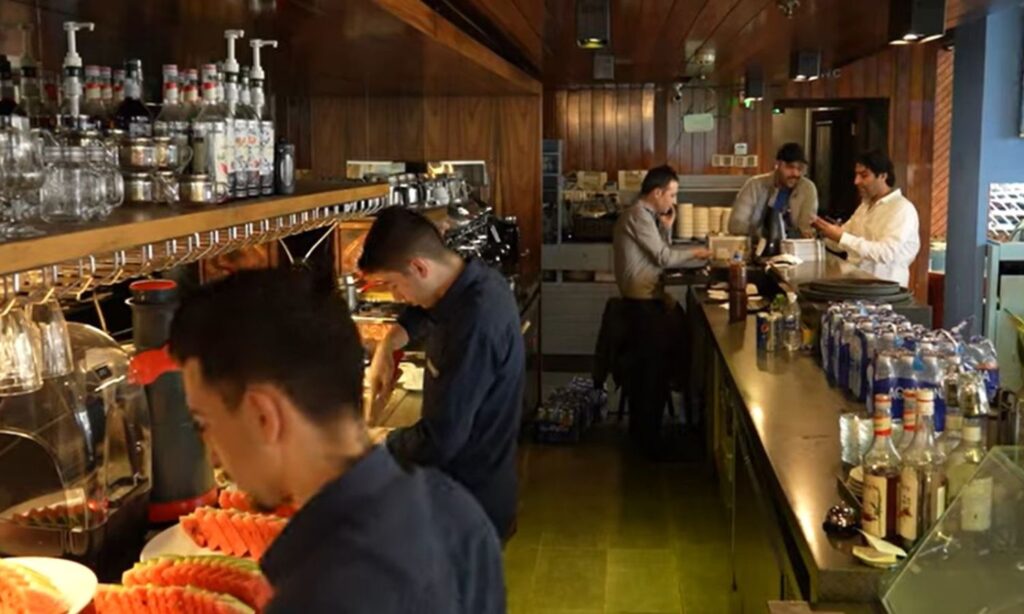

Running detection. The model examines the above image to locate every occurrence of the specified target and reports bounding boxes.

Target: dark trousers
[621,299,686,452]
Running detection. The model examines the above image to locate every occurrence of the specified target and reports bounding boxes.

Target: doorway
[810,108,858,220]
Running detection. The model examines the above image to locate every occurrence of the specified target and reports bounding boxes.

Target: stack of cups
[693,206,710,240]
[709,207,724,234]
[676,203,694,240]
[721,208,732,234]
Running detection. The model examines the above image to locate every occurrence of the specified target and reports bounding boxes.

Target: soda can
[756,312,771,352]
[768,313,782,353]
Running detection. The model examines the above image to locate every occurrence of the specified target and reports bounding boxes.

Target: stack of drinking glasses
[0,285,74,397]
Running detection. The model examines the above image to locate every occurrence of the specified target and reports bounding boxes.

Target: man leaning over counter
[362,208,524,542]
[811,150,921,287]
[729,142,819,239]
[169,269,505,613]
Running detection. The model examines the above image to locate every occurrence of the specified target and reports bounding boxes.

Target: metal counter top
[770,254,875,292]
[699,301,885,602]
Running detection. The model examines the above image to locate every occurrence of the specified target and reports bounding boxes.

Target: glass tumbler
[25,298,73,378]
[0,305,43,396]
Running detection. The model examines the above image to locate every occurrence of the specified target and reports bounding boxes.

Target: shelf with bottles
[0,180,389,280]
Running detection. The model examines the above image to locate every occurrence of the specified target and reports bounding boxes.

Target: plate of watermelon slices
[1,556,98,614]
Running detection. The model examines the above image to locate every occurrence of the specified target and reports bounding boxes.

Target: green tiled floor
[506,426,736,614]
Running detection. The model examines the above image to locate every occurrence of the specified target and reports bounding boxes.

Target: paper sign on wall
[683,113,715,133]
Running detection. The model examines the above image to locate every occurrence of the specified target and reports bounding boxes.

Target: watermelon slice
[217,489,297,518]
[0,560,69,614]
[123,555,272,612]
[94,584,254,614]
[180,507,287,559]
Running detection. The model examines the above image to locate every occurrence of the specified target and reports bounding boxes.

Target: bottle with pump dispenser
[57,21,95,131]
[249,39,277,196]
[222,30,247,198]
[236,65,259,197]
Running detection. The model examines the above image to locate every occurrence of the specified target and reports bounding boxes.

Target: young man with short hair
[360,208,524,541]
[169,269,505,613]
[811,150,921,287]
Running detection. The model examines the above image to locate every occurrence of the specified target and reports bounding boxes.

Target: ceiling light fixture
[888,0,945,45]
[776,0,801,18]
[576,0,611,49]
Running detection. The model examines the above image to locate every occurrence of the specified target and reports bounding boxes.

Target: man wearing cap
[729,143,819,239]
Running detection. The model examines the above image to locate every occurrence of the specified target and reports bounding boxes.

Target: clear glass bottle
[112,68,125,104]
[99,66,113,107]
[182,68,200,116]
[81,65,107,129]
[945,418,990,533]
[897,389,918,454]
[191,72,230,189]
[154,64,189,140]
[249,63,274,196]
[233,66,258,199]
[897,389,948,549]
[221,63,244,198]
[939,411,963,456]
[862,396,902,542]
[782,292,802,352]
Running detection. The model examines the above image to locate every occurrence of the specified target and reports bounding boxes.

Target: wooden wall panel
[303,94,541,283]
[931,48,954,239]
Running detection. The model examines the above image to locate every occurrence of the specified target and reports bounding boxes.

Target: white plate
[141,523,217,561]
[5,557,97,614]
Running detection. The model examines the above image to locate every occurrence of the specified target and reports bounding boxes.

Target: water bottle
[853,322,877,403]
[837,320,858,391]
[783,293,801,352]
[919,352,946,432]
[965,336,1000,401]
[895,352,918,418]
[873,351,899,418]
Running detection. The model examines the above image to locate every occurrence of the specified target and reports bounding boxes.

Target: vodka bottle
[897,389,918,454]
[946,418,991,532]
[861,398,901,542]
[897,389,947,549]
[154,64,189,141]
[112,68,125,104]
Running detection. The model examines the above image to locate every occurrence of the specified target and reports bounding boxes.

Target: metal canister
[275,140,295,195]
[756,312,771,352]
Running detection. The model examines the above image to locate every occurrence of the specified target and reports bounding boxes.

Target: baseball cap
[776,143,807,164]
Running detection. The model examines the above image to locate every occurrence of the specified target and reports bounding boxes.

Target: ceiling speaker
[790,50,822,82]
[888,0,946,44]
[744,67,764,100]
[576,0,611,49]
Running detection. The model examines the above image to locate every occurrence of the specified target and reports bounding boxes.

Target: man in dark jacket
[169,269,505,613]
[361,208,524,540]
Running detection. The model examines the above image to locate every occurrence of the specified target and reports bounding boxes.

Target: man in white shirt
[811,151,920,287]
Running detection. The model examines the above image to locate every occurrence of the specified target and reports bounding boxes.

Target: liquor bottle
[154,64,189,142]
[114,59,152,137]
[99,66,113,106]
[897,389,948,549]
[81,64,107,129]
[897,389,918,454]
[17,62,52,128]
[250,39,278,196]
[946,417,991,533]
[192,65,230,189]
[237,65,259,197]
[182,68,199,115]
[861,395,901,542]
[112,67,125,104]
[0,55,25,118]
[939,411,963,456]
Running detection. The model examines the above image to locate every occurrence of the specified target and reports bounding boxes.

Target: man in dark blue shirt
[169,269,505,613]
[361,208,524,540]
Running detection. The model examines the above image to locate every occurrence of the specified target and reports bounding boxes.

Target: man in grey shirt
[729,143,819,239]
[614,166,711,301]
[611,165,709,455]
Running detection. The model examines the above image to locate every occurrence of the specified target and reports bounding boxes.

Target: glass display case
[0,323,151,581]
[881,446,1024,613]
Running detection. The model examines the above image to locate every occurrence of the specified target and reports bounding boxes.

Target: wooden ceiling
[0,0,540,96]
[540,0,1002,88]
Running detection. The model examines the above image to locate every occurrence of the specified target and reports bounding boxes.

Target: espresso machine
[0,323,152,581]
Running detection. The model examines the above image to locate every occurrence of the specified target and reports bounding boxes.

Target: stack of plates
[676,203,694,239]
[693,206,710,239]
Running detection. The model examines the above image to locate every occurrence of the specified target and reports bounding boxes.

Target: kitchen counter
[694,294,886,608]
